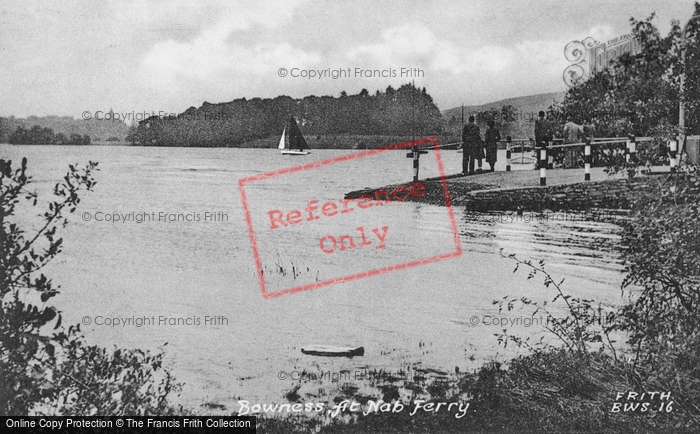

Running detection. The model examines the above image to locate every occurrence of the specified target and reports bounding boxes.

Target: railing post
[540,147,547,186]
[413,145,419,181]
[626,135,636,163]
[506,136,512,172]
[547,140,553,169]
[669,138,678,172]
[584,139,591,181]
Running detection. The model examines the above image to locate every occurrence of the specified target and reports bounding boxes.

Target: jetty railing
[532,136,664,185]
[409,136,680,185]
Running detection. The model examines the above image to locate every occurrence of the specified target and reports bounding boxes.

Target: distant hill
[0,115,131,143]
[442,91,565,119]
[442,91,565,139]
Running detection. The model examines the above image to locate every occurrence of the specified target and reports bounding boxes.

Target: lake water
[2,144,626,412]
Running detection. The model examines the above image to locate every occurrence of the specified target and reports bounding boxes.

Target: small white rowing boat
[301,345,364,357]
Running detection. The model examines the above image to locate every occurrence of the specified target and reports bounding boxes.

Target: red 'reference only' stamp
[238,136,461,299]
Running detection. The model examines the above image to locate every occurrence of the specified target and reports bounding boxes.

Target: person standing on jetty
[484,120,501,172]
[534,111,553,169]
[462,115,482,175]
[563,115,582,168]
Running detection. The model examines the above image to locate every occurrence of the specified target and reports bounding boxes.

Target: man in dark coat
[462,116,481,175]
[484,120,501,172]
[534,111,553,169]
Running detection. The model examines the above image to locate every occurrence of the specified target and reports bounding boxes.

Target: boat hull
[301,345,364,357]
[281,150,310,155]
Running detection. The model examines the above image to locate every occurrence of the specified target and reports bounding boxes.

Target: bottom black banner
[1,416,256,433]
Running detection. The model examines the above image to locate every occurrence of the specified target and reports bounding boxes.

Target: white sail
[277,120,310,155]
[277,127,286,150]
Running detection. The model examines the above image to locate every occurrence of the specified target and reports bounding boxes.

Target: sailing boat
[278,115,310,155]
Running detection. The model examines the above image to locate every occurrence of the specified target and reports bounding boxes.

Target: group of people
[461,111,598,175]
[562,115,596,167]
[461,116,501,175]
[535,111,597,168]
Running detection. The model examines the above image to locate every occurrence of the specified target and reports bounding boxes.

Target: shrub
[0,158,180,415]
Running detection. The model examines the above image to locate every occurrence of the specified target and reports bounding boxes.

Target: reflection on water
[460,210,626,284]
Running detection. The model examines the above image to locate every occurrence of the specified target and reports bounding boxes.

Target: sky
[0,0,696,119]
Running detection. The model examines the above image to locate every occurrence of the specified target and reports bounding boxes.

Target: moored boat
[301,345,364,357]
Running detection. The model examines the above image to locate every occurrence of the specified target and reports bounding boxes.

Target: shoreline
[346,167,668,212]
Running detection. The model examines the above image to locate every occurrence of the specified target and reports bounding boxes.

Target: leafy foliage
[555,12,681,138]
[615,171,700,411]
[495,252,619,361]
[551,7,700,178]
[129,83,444,147]
[553,4,700,388]
[0,115,129,144]
[675,3,700,135]
[498,167,700,423]
[9,126,91,146]
[0,158,180,415]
